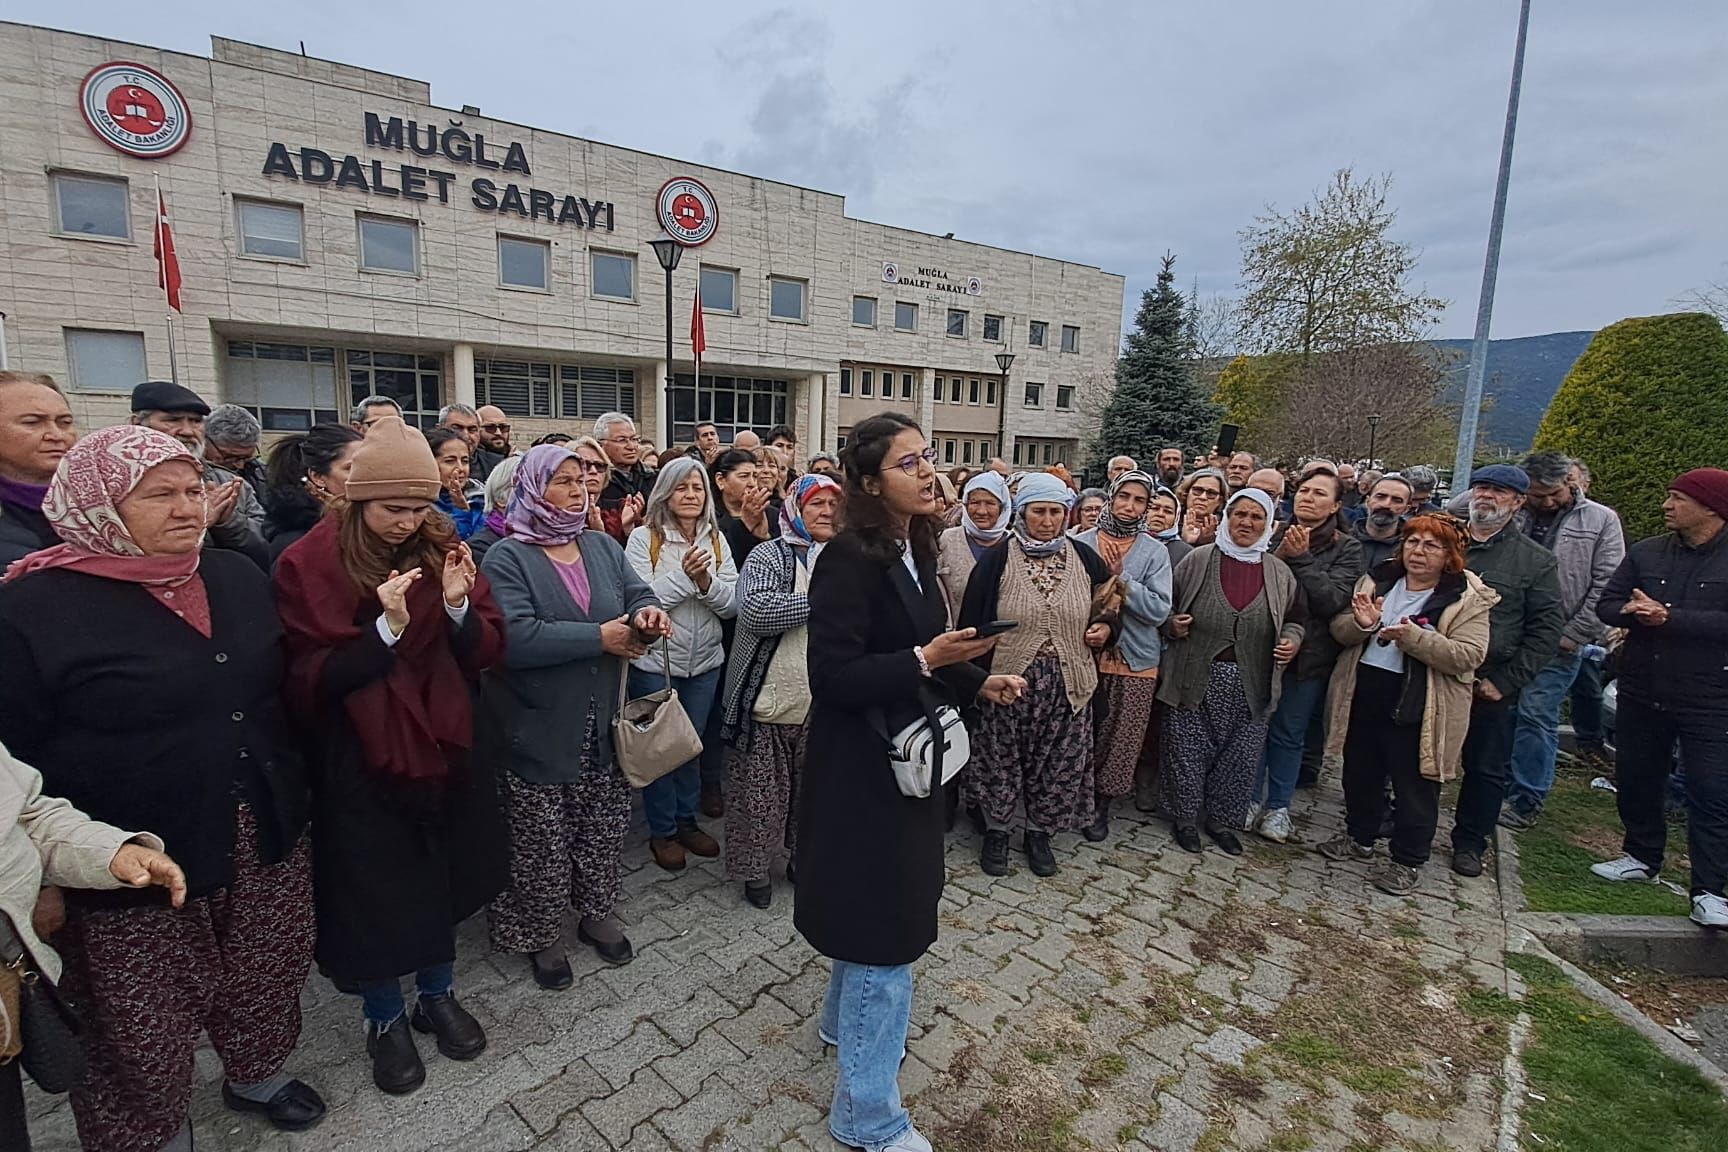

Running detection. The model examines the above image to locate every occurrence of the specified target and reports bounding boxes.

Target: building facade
[0,23,1124,468]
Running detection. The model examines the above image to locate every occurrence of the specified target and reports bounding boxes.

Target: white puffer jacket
[624,524,739,678]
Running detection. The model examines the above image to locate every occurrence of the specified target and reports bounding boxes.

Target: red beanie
[1669,468,1728,521]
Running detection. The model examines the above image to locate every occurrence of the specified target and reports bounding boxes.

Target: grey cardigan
[1157,545,1306,722]
[480,534,660,783]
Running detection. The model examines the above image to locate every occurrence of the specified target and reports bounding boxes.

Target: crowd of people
[0,364,1724,1152]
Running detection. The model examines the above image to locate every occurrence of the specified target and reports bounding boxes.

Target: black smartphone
[1216,423,1240,456]
[975,620,1020,638]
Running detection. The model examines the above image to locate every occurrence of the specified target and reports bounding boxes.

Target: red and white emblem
[80,62,191,159]
[656,177,719,246]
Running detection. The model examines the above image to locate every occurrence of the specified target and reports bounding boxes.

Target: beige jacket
[1325,570,1498,783]
[1,742,160,981]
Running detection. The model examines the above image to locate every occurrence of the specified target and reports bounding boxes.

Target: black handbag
[0,914,86,1094]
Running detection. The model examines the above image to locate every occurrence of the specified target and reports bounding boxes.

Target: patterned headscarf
[959,471,1012,546]
[1098,470,1157,539]
[1012,471,1076,559]
[4,425,205,587]
[779,473,842,547]
[505,444,589,546]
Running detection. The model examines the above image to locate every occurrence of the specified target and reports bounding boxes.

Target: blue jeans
[630,665,722,838]
[821,961,915,1149]
[1259,674,1329,811]
[359,961,454,1025]
[1507,651,1583,815]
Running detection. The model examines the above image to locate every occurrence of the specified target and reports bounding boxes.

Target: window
[1029,320,1048,347]
[950,377,962,403]
[901,373,914,400]
[1024,382,1044,408]
[53,173,130,240]
[968,378,980,405]
[237,199,303,261]
[1056,384,1075,411]
[942,439,956,465]
[769,277,807,322]
[700,266,737,313]
[557,364,636,421]
[1061,325,1080,353]
[1012,442,1021,465]
[344,348,443,429]
[861,370,874,398]
[357,215,419,274]
[932,375,944,403]
[962,441,974,465]
[224,341,341,429]
[591,251,636,301]
[839,367,853,396]
[64,329,145,392]
[852,296,877,327]
[986,379,998,406]
[946,309,968,338]
[979,440,993,461]
[498,236,550,290]
[983,314,1003,342]
[894,301,918,332]
[670,372,790,443]
[1043,442,1055,465]
[476,359,552,417]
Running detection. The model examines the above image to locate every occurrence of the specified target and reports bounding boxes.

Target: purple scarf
[0,473,49,518]
[505,444,590,546]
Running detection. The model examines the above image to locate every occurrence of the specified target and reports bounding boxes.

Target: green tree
[1093,253,1221,468]
[1211,352,1292,451]
[1534,312,1728,541]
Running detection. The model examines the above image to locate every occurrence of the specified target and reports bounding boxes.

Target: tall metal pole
[663,266,674,441]
[1452,0,1532,485]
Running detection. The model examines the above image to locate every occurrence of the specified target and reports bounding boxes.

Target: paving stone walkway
[26,779,1520,1151]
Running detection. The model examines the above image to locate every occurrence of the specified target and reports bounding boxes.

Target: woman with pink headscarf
[479,444,671,987]
[0,425,322,1149]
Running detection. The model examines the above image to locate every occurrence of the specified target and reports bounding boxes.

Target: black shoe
[744,880,773,909]
[1451,850,1484,878]
[366,1019,425,1095]
[411,992,486,1061]
[528,948,572,991]
[221,1079,326,1132]
[1082,803,1109,843]
[1174,824,1205,854]
[1205,821,1243,856]
[1024,831,1058,877]
[980,830,1011,876]
[577,920,635,966]
[968,805,987,836]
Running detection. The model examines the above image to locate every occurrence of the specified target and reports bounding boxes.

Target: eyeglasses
[575,459,608,475]
[887,448,939,475]
[481,422,511,433]
[1404,538,1447,554]
[605,435,642,446]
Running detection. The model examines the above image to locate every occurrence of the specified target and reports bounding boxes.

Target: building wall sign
[258,113,615,230]
[882,262,981,296]
[657,177,718,245]
[79,62,192,158]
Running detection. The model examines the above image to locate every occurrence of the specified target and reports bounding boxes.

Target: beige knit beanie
[345,416,442,502]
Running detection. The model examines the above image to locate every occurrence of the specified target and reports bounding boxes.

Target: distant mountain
[1430,331,1596,454]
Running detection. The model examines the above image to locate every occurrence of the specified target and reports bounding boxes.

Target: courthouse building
[0,23,1125,469]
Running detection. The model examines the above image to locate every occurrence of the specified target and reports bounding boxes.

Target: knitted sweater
[1157,546,1306,722]
[958,537,1114,713]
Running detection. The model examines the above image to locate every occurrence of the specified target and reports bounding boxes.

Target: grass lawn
[1491,953,1728,1151]
[1507,760,1691,917]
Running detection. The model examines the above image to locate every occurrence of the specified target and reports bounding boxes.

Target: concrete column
[452,343,476,407]
[805,372,826,453]
[650,360,670,449]
[918,367,936,435]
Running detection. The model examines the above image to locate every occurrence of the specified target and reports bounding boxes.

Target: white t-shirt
[1360,578,1436,674]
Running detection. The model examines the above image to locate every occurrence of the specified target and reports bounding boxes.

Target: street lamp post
[994,351,1015,465]
[1367,412,1382,468]
[648,236,683,441]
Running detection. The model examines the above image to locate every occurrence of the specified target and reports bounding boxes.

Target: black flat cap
[130,380,210,416]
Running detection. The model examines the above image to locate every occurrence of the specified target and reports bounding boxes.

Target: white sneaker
[1692,892,1728,930]
[1589,854,1657,883]
[864,1126,932,1152]
[1256,807,1293,843]
[1242,802,1263,833]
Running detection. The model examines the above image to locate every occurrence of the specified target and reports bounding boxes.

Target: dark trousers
[0,1060,28,1152]
[1570,656,1606,748]
[1451,693,1517,856]
[1342,665,1441,866]
[1616,696,1728,895]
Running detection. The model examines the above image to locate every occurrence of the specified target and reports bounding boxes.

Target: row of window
[838,367,1073,411]
[938,438,997,466]
[1013,438,1074,466]
[669,373,791,445]
[846,295,1078,352]
[837,366,918,402]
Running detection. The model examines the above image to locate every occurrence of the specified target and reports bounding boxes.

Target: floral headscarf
[778,473,842,547]
[505,444,589,546]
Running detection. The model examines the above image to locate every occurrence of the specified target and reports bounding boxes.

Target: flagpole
[155,174,179,384]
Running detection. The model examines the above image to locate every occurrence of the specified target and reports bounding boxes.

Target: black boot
[980,830,1011,876]
[528,947,572,991]
[220,1079,326,1132]
[366,1018,425,1095]
[1024,831,1058,877]
[1205,820,1244,856]
[410,992,486,1060]
[1082,795,1109,842]
[1174,823,1205,854]
[744,880,773,909]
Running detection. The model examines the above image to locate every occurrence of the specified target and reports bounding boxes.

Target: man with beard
[1450,464,1564,877]
[471,404,513,480]
[1156,446,1185,489]
[1352,474,1413,569]
[129,381,270,570]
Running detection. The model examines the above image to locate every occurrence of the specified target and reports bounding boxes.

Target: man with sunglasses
[469,404,514,482]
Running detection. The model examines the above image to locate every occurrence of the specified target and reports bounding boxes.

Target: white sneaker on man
[1256,807,1292,843]
[1692,892,1728,930]
[1589,854,1657,883]
[1242,802,1262,833]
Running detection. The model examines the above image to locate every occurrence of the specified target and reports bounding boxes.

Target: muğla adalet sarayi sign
[882,262,982,296]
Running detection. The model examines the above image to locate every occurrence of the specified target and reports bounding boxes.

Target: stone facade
[0,23,1123,467]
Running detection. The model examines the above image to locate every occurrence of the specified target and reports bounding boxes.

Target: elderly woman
[959,472,1116,877]
[1317,515,1493,894]
[1073,470,1174,840]
[0,425,324,1147]
[261,422,364,561]
[936,471,1012,623]
[1147,486,1192,567]
[1158,488,1306,855]
[2,741,187,1151]
[465,454,523,562]
[718,474,843,909]
[1176,467,1228,548]
[273,417,506,1097]
[1069,487,1107,536]
[427,427,486,539]
[626,456,739,871]
[482,446,671,984]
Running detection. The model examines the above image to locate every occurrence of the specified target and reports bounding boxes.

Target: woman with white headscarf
[1157,488,1306,856]
[958,472,1116,878]
[936,471,1011,624]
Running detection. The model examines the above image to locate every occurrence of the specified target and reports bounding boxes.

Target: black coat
[1598,528,1728,713]
[794,532,985,966]
[0,552,308,902]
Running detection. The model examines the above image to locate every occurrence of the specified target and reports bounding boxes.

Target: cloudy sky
[15,1,1725,340]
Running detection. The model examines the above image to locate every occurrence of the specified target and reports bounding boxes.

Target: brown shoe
[700,785,725,819]
[649,836,687,871]
[676,822,720,857]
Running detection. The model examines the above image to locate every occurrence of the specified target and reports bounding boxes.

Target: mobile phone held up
[975,620,1020,638]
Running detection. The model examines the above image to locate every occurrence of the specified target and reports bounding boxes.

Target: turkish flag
[154,190,182,312]
[690,280,706,382]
